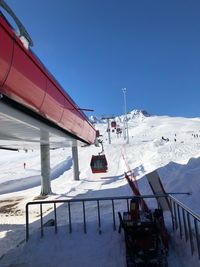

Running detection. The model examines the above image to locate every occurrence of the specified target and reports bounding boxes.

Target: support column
[72,140,79,181]
[107,118,111,144]
[40,134,51,195]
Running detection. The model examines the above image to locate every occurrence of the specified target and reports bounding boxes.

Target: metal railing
[25,194,200,260]
[169,195,200,259]
[25,194,165,241]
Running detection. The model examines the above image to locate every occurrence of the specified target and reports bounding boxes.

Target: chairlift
[111,121,116,128]
[90,140,108,173]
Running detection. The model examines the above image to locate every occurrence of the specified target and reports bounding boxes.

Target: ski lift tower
[122,88,129,144]
[101,115,115,144]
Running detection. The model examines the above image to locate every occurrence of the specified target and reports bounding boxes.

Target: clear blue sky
[5,0,200,118]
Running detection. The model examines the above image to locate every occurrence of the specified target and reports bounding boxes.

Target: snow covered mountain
[90,109,150,124]
[128,109,150,118]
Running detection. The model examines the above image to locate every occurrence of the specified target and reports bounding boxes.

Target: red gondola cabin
[90,155,108,173]
[111,121,116,128]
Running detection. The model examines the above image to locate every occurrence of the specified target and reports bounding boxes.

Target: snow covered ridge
[89,115,104,124]
[123,109,150,121]
[129,109,150,118]
[89,109,150,124]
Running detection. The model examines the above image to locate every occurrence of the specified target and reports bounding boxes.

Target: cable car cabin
[111,121,116,128]
[96,130,100,138]
[90,155,108,173]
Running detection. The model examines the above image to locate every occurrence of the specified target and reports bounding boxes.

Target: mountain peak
[89,109,150,124]
[129,109,150,118]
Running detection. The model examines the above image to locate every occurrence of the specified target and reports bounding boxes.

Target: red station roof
[0,15,96,146]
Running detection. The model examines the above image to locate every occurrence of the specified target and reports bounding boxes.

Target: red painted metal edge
[0,16,95,144]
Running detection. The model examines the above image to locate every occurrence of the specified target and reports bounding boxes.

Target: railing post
[177,205,183,239]
[68,202,72,233]
[83,201,87,234]
[182,208,188,242]
[194,219,200,259]
[169,198,175,231]
[25,204,29,241]
[40,204,44,238]
[173,202,178,230]
[112,199,116,231]
[187,213,194,255]
[54,203,57,234]
[97,200,101,234]
[126,199,129,212]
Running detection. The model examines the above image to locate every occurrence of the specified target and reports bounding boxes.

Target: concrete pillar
[40,142,51,195]
[72,140,79,181]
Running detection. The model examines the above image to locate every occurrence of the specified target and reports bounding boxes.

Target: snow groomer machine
[118,197,168,267]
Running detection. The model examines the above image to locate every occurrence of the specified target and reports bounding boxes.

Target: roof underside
[0,100,84,150]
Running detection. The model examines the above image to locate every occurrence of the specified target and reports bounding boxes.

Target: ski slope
[0,111,200,266]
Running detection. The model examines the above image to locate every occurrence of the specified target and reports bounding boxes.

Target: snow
[1,111,200,266]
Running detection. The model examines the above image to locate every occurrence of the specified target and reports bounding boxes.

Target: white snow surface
[0,113,200,266]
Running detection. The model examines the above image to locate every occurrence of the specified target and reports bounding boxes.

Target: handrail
[169,194,200,221]
[169,195,200,259]
[25,194,168,241]
[26,194,168,207]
